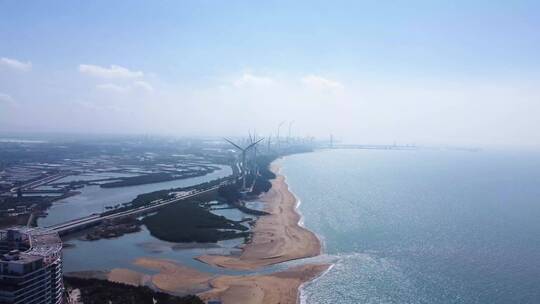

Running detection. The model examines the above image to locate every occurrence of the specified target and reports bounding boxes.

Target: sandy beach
[108,258,214,294]
[197,163,321,270]
[199,263,329,304]
[105,258,328,304]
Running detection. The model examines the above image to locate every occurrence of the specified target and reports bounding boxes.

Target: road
[46,179,234,236]
[10,172,69,192]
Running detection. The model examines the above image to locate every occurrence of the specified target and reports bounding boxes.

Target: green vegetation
[217,184,242,204]
[85,217,141,241]
[0,193,76,228]
[216,154,278,216]
[64,276,204,304]
[143,199,249,243]
[85,155,284,244]
[101,176,233,216]
[100,170,211,188]
[217,185,268,216]
[249,154,277,195]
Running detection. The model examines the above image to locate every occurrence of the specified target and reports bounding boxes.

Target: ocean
[281,149,540,304]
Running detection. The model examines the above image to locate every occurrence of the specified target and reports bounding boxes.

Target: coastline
[76,158,327,303]
[196,161,322,270]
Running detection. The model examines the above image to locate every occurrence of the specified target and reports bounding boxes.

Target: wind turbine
[224,137,264,190]
[250,131,260,160]
[276,121,285,150]
[287,120,295,143]
[267,135,272,152]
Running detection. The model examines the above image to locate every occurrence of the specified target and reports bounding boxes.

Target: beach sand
[200,263,329,304]
[106,258,328,304]
[135,258,213,293]
[197,164,321,270]
[107,258,213,295]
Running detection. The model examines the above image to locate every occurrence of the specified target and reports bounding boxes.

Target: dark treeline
[101,176,234,216]
[217,154,278,216]
[100,173,174,188]
[100,169,214,188]
[64,276,204,304]
[249,154,277,195]
[142,199,249,243]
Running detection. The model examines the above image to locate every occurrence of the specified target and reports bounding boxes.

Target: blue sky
[3,1,539,79]
[1,1,539,147]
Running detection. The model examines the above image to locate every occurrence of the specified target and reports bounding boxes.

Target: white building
[0,227,63,304]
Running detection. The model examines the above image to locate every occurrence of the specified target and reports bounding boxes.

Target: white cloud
[96,83,130,93]
[133,81,154,92]
[233,73,275,87]
[96,81,153,94]
[77,100,124,112]
[79,64,143,79]
[301,75,344,91]
[0,93,15,104]
[0,57,32,71]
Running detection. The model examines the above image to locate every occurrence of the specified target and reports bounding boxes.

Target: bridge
[46,178,236,236]
[330,144,418,150]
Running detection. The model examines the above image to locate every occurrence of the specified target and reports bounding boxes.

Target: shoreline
[280,163,326,255]
[196,161,322,270]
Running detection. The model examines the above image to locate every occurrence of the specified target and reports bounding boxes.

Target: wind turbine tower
[276,121,285,150]
[224,137,264,191]
[287,120,295,143]
[267,135,272,152]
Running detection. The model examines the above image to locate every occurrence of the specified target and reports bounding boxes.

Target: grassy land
[216,154,278,216]
[100,170,211,188]
[101,176,232,216]
[142,191,249,243]
[249,154,277,195]
[0,194,70,228]
[98,176,252,243]
[64,276,204,304]
[97,158,282,243]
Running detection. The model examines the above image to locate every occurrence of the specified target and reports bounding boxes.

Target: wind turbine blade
[246,138,265,150]
[224,138,244,151]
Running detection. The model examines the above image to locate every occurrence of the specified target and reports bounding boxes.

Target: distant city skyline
[1,1,540,148]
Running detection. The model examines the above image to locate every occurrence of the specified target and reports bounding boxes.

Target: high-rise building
[0,227,63,304]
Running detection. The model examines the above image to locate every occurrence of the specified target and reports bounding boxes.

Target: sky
[1,1,539,148]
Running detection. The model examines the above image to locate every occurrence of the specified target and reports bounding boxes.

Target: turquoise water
[281,149,540,304]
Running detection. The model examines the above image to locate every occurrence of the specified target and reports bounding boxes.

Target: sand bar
[200,263,330,304]
[102,257,329,304]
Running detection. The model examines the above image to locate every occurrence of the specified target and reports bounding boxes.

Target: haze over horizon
[1,1,540,149]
